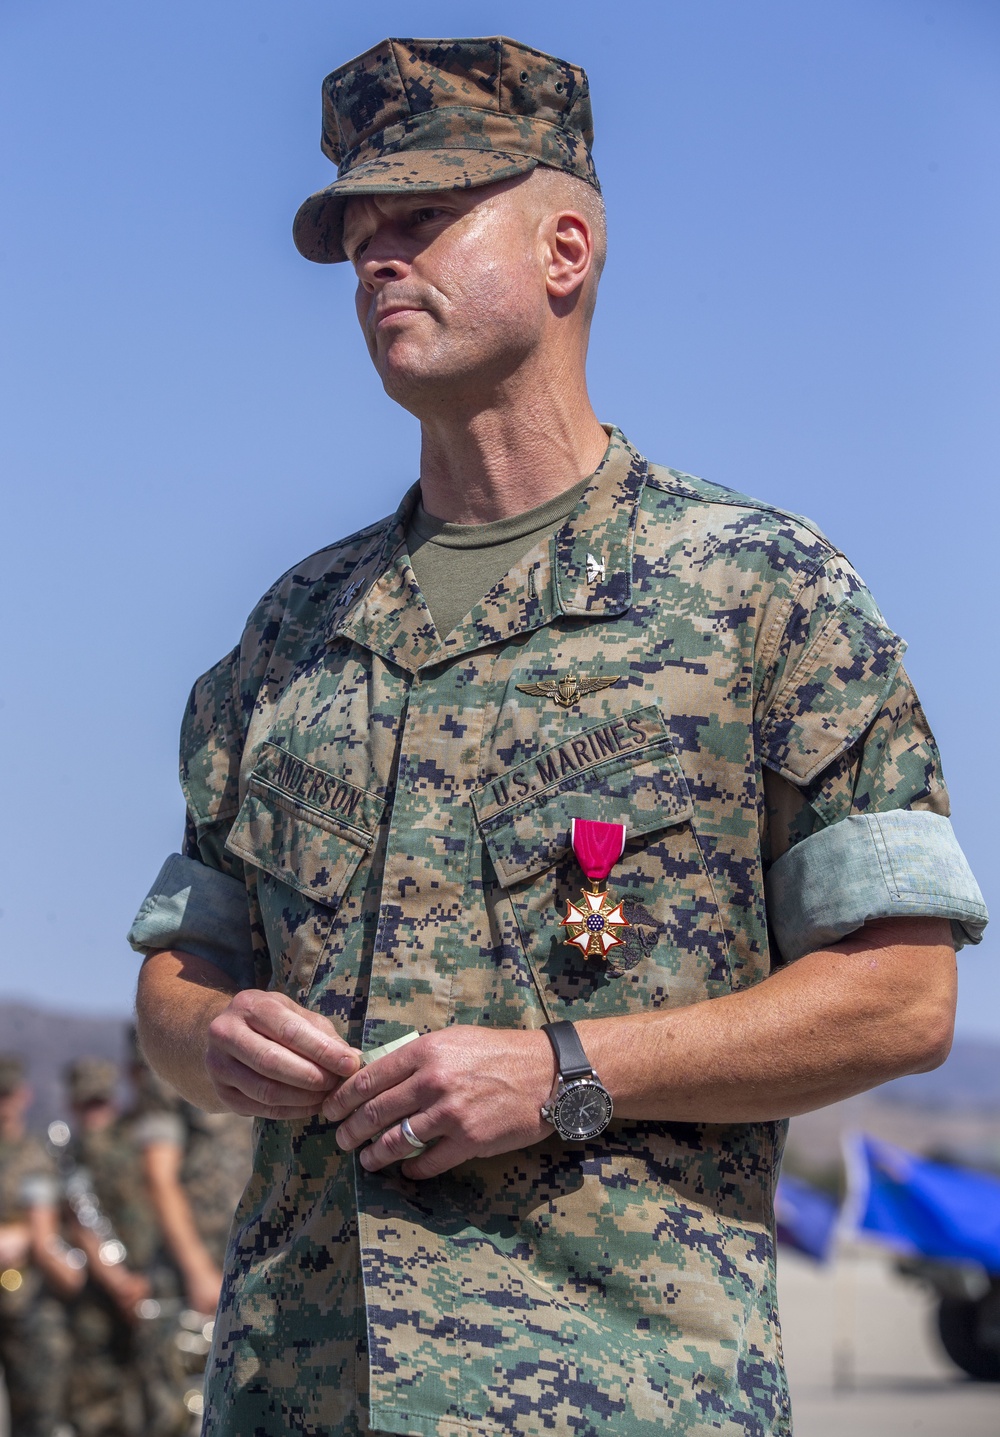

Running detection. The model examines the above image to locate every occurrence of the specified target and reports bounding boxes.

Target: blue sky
[1,0,997,1037]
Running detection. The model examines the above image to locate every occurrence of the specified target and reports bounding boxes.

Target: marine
[0,1054,77,1437]
[60,1056,188,1437]
[128,35,988,1437]
[131,1048,253,1425]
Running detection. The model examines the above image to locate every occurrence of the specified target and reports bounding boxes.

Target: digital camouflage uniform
[131,1060,254,1273]
[130,1074,254,1429]
[131,430,985,1436]
[0,1129,71,1437]
[65,1114,186,1437]
[128,34,986,1437]
[176,1110,254,1271]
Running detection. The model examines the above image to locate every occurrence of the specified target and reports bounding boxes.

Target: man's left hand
[324,1027,556,1179]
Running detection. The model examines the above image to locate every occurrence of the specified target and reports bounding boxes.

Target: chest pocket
[471,706,731,1018]
[226,742,385,995]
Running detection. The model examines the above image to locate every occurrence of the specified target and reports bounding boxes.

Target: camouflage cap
[65,1056,119,1105]
[0,1053,26,1097]
[293,36,599,264]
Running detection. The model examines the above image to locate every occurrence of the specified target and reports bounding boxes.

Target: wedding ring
[399,1116,427,1154]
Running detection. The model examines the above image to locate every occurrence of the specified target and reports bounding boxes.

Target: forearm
[578,917,957,1122]
[72,1224,148,1310]
[33,1243,84,1297]
[73,1226,110,1286]
[143,1142,218,1282]
[29,1207,85,1298]
[327,918,958,1180]
[135,949,361,1119]
[136,950,237,1110]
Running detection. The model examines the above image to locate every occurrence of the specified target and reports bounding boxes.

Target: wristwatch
[540,1020,614,1141]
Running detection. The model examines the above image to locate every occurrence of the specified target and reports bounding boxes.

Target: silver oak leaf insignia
[586,552,606,584]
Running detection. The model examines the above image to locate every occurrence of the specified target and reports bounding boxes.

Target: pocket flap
[225,743,383,907]
[471,706,693,888]
[760,603,906,786]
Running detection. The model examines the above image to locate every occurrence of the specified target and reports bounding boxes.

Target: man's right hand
[205,989,362,1119]
[136,950,362,1117]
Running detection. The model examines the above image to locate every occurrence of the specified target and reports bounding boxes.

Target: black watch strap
[541,1021,593,1081]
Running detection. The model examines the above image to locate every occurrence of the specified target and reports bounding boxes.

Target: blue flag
[774,1173,839,1261]
[847,1136,1000,1272]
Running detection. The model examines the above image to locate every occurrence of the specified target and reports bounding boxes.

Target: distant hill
[0,999,131,1129]
[878,1038,1000,1113]
[785,1035,1000,1181]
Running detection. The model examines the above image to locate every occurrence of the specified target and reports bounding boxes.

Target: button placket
[364,660,490,1043]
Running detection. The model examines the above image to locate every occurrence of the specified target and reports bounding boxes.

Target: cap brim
[292,149,538,264]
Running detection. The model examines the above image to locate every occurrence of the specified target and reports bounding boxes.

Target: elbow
[908,1005,955,1073]
[900,982,956,1074]
[886,926,958,1077]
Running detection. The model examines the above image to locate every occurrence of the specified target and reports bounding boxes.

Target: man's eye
[411,207,444,225]
[352,238,370,262]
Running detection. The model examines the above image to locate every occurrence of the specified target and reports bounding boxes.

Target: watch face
[554,1080,613,1141]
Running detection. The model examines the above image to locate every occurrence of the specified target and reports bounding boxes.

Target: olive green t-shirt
[406,474,592,640]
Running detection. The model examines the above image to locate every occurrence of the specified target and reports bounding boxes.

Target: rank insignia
[585,552,606,585]
[560,818,630,961]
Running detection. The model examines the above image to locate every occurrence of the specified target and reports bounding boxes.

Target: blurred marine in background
[130,1043,253,1321]
[59,1056,186,1437]
[0,1054,78,1437]
[130,1041,253,1426]
[0,1045,250,1436]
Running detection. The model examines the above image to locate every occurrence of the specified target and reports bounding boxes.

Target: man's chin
[377,354,454,405]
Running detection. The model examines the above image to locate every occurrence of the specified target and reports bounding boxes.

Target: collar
[551,426,646,618]
[324,427,648,673]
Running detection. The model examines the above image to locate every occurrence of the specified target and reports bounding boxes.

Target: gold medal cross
[561,885,629,959]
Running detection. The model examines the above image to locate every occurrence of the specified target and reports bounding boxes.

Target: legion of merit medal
[560,817,630,960]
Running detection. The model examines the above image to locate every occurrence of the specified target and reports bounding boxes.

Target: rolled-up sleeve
[128,644,268,990]
[759,577,987,962]
[127,852,256,989]
[130,1108,187,1149]
[765,811,988,962]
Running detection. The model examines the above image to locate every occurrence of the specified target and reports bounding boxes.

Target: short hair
[530,167,607,314]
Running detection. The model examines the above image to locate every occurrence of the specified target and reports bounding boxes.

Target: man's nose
[356,229,411,293]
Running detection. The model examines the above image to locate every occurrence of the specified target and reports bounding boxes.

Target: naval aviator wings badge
[516,674,621,708]
[560,818,630,960]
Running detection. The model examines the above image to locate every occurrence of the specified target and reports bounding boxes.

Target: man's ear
[545,210,594,304]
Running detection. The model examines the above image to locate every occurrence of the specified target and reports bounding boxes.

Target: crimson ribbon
[570,818,626,884]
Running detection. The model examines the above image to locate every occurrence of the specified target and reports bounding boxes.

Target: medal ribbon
[570,818,626,884]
